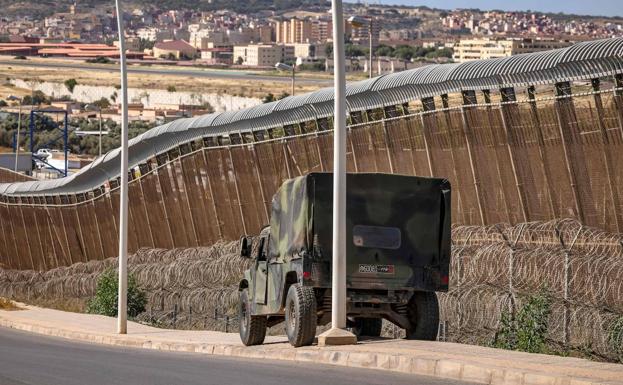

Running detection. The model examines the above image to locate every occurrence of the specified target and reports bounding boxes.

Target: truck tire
[353,318,383,337]
[285,284,317,347]
[406,291,439,341]
[239,288,267,346]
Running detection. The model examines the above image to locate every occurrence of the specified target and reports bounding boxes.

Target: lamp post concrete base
[318,327,357,346]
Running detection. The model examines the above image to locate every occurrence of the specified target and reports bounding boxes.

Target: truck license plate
[358,264,395,274]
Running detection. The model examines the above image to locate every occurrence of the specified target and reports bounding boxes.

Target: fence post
[527,86,558,218]
[614,74,623,140]
[173,303,178,330]
[460,90,487,225]
[380,111,395,173]
[553,82,590,224]
[497,223,525,317]
[420,97,436,177]
[226,134,248,236]
[498,88,529,222]
[225,315,229,333]
[591,79,622,232]
[248,136,270,224]
[439,94,469,224]
[555,223,582,348]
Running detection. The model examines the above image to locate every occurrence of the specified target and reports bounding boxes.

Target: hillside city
[1,1,622,171]
[1,2,622,68]
[1,1,623,384]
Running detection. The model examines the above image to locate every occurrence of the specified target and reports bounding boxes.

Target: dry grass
[0,82,31,100]
[0,57,330,98]
[0,297,21,311]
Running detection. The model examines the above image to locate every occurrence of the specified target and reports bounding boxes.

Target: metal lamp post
[318,0,357,346]
[275,62,296,96]
[348,16,373,79]
[85,104,104,158]
[7,95,22,172]
[115,0,130,335]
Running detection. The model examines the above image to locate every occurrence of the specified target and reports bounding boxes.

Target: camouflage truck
[238,173,451,347]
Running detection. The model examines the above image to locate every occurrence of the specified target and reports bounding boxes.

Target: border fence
[0,85,622,270]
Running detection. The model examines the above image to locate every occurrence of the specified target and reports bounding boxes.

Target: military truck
[238,173,451,347]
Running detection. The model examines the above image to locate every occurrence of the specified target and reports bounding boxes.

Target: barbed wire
[1,221,622,360]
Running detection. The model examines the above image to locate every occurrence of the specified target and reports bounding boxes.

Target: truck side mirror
[240,236,253,258]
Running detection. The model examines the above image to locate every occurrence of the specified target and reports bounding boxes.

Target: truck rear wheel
[353,318,383,337]
[285,284,317,347]
[239,288,267,346]
[406,291,439,341]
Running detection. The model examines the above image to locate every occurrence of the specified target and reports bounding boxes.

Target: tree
[92,97,111,110]
[0,100,7,107]
[345,44,366,58]
[138,38,154,51]
[167,85,177,92]
[22,90,49,106]
[324,44,333,58]
[236,56,244,65]
[375,44,395,57]
[64,78,78,93]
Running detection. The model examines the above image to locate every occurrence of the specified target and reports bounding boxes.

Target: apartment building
[310,17,352,43]
[274,18,312,44]
[453,37,573,62]
[233,44,295,66]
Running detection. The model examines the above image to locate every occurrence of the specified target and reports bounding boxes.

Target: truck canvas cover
[268,173,451,291]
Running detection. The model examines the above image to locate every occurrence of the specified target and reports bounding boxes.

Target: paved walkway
[1,304,622,385]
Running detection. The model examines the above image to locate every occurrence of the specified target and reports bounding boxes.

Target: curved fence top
[2,37,623,197]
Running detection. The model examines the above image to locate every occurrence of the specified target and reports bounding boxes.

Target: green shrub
[87,269,146,318]
[608,316,623,362]
[495,292,551,353]
[64,78,78,93]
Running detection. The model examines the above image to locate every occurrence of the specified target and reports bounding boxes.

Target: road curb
[0,317,614,385]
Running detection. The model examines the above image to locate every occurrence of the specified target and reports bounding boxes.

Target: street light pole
[14,100,22,172]
[318,0,357,347]
[98,108,103,158]
[115,0,129,335]
[275,62,296,96]
[368,19,373,79]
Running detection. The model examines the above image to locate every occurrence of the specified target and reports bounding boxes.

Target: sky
[374,0,623,17]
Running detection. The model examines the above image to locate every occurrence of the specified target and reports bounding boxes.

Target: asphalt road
[0,326,473,385]
[0,59,333,85]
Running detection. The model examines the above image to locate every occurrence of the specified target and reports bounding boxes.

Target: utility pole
[318,0,357,347]
[115,0,129,335]
[15,99,22,172]
[348,16,374,79]
[275,62,296,96]
[98,108,103,157]
[368,19,373,79]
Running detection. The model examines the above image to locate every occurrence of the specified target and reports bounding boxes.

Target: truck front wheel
[285,284,317,347]
[239,288,267,346]
[406,291,439,341]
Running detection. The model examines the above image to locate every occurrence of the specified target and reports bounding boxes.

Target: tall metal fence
[0,167,34,183]
[0,87,622,270]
